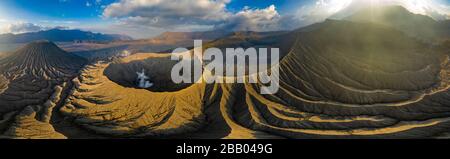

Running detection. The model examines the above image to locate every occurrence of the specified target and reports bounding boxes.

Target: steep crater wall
[103,56,200,92]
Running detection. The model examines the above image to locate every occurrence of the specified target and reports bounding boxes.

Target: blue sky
[0,0,449,39]
[0,0,114,23]
[0,0,306,20]
[0,0,309,28]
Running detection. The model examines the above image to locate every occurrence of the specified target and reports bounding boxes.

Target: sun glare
[315,0,449,21]
[349,0,449,18]
[316,0,353,13]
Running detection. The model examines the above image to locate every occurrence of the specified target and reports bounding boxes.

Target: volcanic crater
[103,54,200,92]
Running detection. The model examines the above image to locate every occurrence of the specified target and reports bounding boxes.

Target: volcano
[0,41,86,139]
[0,41,86,79]
[345,5,450,43]
[235,20,450,138]
[58,18,450,138]
[1,5,450,139]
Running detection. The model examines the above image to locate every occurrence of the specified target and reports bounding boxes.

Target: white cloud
[293,0,353,26]
[290,0,450,28]
[395,0,450,20]
[0,21,72,34]
[216,5,284,31]
[99,0,450,38]
[0,22,44,34]
[103,0,231,23]
[102,0,289,35]
[338,0,449,20]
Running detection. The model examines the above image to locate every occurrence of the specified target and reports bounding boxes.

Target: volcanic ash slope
[237,20,450,138]
[61,53,201,137]
[62,20,450,138]
[0,41,86,139]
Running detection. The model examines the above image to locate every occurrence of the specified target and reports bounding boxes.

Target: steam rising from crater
[136,69,154,88]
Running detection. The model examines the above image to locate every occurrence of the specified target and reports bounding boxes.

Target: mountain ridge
[344,5,450,43]
[0,29,132,43]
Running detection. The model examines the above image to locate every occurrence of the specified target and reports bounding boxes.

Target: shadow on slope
[104,55,199,92]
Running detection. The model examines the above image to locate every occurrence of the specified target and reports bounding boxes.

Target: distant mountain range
[126,30,231,47]
[70,30,231,60]
[152,31,230,42]
[344,5,450,43]
[0,29,132,43]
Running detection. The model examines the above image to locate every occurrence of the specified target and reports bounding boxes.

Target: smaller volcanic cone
[0,41,87,114]
[0,41,86,80]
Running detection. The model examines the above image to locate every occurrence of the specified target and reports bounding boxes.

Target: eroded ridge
[0,41,85,138]
[61,54,209,137]
[60,21,450,139]
[24,20,449,139]
[232,21,450,138]
[0,75,7,94]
